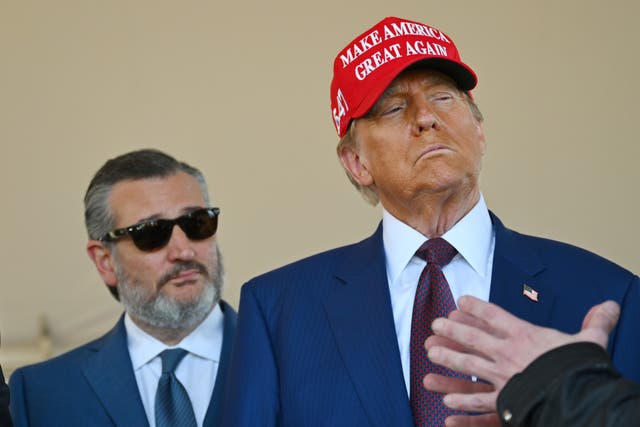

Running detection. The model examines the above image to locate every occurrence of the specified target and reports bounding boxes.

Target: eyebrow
[377,86,400,103]
[134,206,205,224]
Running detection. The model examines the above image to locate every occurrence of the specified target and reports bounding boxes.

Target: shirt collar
[382,194,493,284]
[125,302,224,370]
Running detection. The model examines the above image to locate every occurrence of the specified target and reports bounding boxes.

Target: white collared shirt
[382,195,495,395]
[125,303,224,427]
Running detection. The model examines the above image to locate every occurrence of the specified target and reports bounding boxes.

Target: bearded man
[10,149,236,427]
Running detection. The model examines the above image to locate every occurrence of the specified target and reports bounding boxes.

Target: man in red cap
[223,17,640,427]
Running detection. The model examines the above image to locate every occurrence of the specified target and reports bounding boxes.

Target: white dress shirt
[124,303,224,427]
[382,195,495,395]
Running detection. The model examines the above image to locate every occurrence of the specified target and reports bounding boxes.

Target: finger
[448,310,489,330]
[425,335,473,354]
[431,317,504,359]
[426,332,495,360]
[445,413,501,427]
[580,300,620,347]
[423,373,471,394]
[582,300,620,334]
[443,391,498,412]
[428,345,499,381]
[457,295,534,336]
[423,373,493,394]
[447,311,505,340]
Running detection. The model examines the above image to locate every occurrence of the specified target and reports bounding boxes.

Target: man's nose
[412,100,439,135]
[166,225,195,261]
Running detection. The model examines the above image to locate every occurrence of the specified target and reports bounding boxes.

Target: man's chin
[138,297,214,330]
[160,283,218,316]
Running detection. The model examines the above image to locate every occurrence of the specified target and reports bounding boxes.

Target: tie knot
[415,237,457,267]
[159,348,188,374]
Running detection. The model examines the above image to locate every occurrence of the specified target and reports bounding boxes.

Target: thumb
[580,301,620,347]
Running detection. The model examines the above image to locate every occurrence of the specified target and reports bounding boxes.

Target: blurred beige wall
[1,0,638,370]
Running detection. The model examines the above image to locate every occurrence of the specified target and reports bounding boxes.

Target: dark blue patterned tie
[410,238,467,426]
[155,348,197,427]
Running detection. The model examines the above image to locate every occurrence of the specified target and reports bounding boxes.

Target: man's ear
[338,144,374,187]
[86,240,118,288]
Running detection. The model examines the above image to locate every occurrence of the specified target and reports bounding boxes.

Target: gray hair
[83,149,210,299]
[336,93,483,206]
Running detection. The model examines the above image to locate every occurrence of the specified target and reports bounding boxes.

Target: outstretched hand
[423,295,620,426]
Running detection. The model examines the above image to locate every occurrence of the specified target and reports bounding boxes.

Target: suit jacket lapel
[324,224,414,427]
[489,213,553,325]
[204,300,237,427]
[81,316,150,427]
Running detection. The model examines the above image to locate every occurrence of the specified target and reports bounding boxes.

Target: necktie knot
[160,348,188,374]
[415,237,457,267]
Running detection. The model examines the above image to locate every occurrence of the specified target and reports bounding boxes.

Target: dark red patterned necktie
[410,237,466,426]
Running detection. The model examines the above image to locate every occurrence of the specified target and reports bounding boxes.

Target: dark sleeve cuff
[496,342,611,426]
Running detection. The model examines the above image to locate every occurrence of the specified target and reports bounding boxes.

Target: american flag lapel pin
[522,284,539,302]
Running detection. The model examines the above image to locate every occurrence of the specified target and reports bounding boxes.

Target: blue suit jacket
[9,301,237,427]
[222,214,640,427]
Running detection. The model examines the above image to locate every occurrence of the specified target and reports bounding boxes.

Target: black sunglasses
[99,207,220,251]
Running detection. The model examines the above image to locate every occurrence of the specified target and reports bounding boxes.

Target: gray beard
[115,248,223,331]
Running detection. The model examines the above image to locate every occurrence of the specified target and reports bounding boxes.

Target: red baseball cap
[330,16,477,137]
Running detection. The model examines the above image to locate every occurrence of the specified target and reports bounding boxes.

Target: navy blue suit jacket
[223,214,640,427]
[9,301,237,427]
